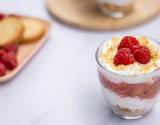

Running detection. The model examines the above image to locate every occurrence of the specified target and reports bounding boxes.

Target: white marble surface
[0,0,160,125]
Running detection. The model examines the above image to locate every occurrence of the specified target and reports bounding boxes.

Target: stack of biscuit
[0,15,46,47]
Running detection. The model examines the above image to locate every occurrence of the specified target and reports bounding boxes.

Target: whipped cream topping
[98,36,160,76]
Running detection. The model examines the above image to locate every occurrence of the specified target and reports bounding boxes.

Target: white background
[0,0,160,125]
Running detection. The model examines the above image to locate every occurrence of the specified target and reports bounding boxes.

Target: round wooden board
[47,0,160,31]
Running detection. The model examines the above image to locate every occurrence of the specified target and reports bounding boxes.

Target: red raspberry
[133,46,151,64]
[0,63,7,76]
[0,50,6,58]
[118,36,140,53]
[114,48,135,65]
[4,44,18,54]
[0,13,5,21]
[1,52,17,70]
[131,45,142,53]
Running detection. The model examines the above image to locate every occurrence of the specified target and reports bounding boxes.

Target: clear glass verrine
[95,38,160,119]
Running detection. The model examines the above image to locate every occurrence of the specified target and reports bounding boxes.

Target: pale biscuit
[0,17,24,46]
[22,18,45,42]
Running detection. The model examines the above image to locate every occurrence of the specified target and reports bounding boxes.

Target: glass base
[112,108,153,120]
[113,110,144,119]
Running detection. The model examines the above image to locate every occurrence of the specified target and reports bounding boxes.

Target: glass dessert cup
[95,38,160,119]
[97,0,134,18]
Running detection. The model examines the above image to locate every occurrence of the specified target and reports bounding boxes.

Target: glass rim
[95,36,160,78]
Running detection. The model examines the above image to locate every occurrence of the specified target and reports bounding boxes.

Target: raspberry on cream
[114,48,134,65]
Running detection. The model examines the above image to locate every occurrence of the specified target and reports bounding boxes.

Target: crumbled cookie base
[112,105,148,117]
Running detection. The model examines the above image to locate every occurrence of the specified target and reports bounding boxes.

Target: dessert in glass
[95,36,160,119]
[97,0,133,18]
